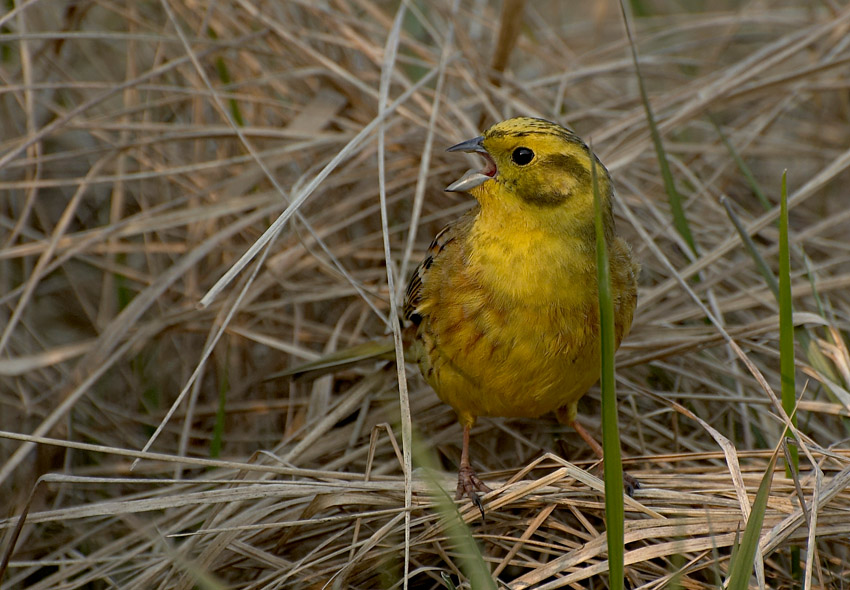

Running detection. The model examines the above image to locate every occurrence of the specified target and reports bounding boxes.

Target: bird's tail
[266,338,399,382]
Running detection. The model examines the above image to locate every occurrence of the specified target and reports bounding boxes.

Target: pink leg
[455,424,491,518]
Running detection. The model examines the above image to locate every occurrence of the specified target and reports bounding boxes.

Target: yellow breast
[413,205,610,426]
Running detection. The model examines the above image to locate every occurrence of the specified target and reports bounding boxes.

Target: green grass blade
[723,184,842,394]
[620,1,697,256]
[726,450,778,590]
[412,432,496,590]
[208,27,244,127]
[778,171,798,475]
[592,152,625,589]
[721,197,779,300]
[440,572,458,589]
[713,117,833,353]
[800,247,826,319]
[724,177,847,440]
[778,171,802,579]
[710,114,771,211]
[795,249,844,392]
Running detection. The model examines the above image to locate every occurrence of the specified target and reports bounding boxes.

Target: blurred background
[1,1,849,588]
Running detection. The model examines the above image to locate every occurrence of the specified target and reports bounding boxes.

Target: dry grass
[2,1,850,588]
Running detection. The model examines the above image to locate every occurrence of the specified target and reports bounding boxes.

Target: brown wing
[403,214,469,326]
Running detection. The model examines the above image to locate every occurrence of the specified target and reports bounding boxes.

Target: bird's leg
[571,419,604,458]
[456,424,491,518]
[569,419,640,496]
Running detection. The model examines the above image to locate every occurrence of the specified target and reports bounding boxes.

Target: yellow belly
[413,287,602,427]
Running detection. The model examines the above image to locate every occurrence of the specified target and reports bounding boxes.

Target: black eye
[511,147,534,165]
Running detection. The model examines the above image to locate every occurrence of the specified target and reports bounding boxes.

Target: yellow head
[446,117,613,237]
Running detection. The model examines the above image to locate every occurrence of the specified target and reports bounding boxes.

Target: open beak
[445,135,497,193]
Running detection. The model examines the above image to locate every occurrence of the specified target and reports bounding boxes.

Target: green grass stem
[710,114,772,211]
[208,27,244,127]
[721,198,779,299]
[726,450,777,590]
[592,153,625,589]
[722,191,845,413]
[412,433,495,589]
[778,171,798,475]
[621,1,697,257]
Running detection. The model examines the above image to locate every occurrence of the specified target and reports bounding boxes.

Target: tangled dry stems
[1,1,850,588]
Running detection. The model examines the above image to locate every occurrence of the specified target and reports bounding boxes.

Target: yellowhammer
[404,117,638,507]
[285,117,638,512]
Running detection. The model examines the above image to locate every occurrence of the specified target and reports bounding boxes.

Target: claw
[624,472,641,497]
[456,464,492,520]
[593,463,640,496]
[471,495,485,520]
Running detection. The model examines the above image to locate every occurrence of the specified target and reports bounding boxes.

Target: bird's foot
[594,463,640,497]
[456,465,492,519]
[623,471,641,497]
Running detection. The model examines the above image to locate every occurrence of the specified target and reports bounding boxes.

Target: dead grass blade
[2,2,849,588]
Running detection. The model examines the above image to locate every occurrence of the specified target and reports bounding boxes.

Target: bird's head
[446,117,613,231]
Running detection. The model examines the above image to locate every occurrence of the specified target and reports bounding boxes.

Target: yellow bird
[404,117,639,506]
